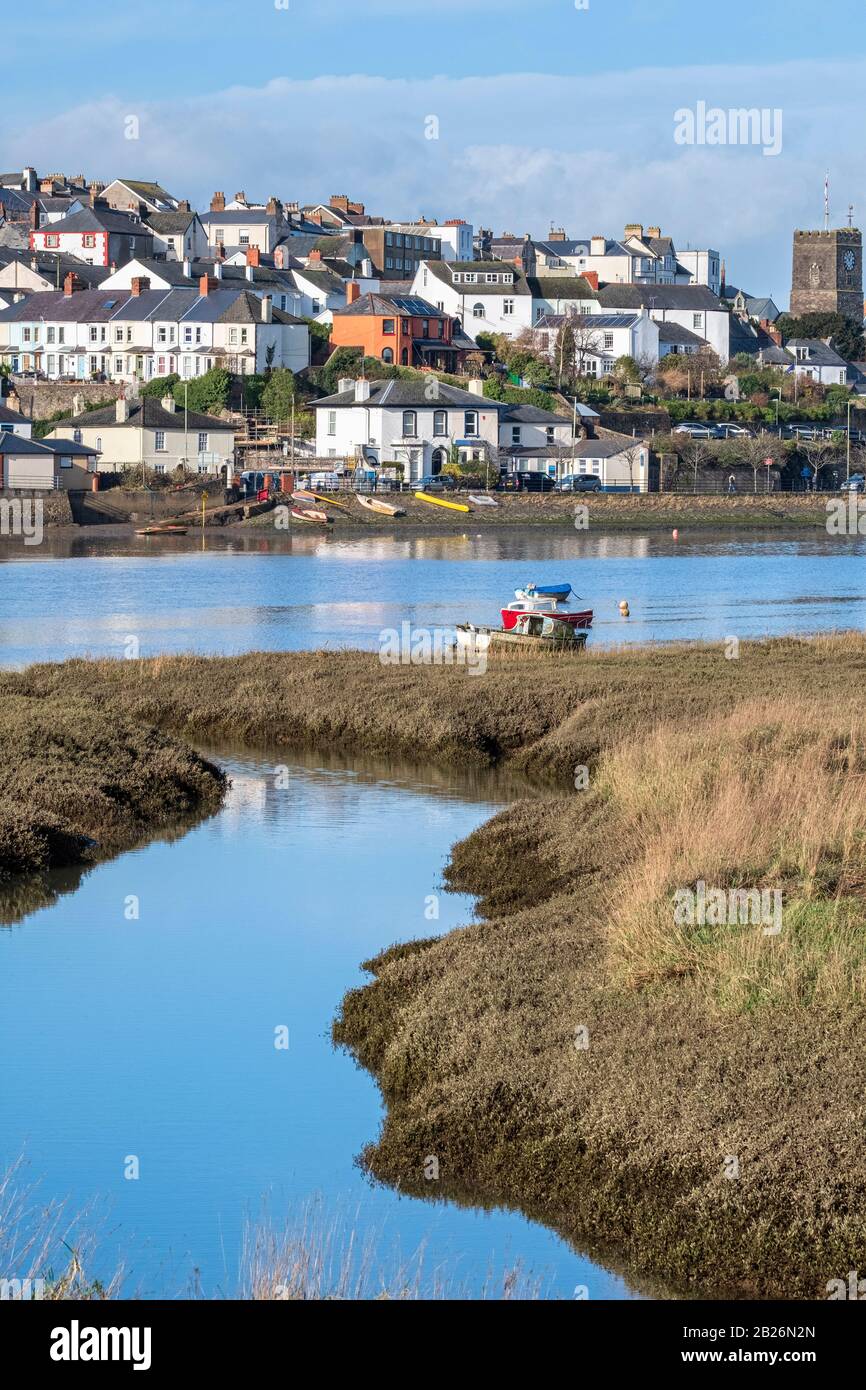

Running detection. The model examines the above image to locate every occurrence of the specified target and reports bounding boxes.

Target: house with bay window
[312,378,505,483]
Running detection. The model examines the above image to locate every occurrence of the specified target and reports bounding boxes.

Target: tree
[570,315,604,377]
[797,436,841,490]
[141,373,180,399]
[774,312,864,362]
[555,322,577,385]
[613,355,641,387]
[618,439,645,492]
[261,369,297,419]
[720,434,784,493]
[173,367,230,415]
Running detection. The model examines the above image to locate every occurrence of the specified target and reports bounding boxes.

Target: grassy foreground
[4,636,866,1296]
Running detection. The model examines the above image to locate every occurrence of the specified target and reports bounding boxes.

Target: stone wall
[7,378,124,422]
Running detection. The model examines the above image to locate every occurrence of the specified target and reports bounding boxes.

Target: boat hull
[501,606,592,631]
[414,491,471,513]
[515,583,572,601]
[457,623,587,652]
[356,495,406,517]
[291,507,332,524]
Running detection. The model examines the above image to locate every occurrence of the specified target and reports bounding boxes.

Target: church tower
[790,226,862,319]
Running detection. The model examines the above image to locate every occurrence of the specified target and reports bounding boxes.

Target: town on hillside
[1,167,865,499]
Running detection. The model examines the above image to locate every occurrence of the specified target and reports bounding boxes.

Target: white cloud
[4,59,864,299]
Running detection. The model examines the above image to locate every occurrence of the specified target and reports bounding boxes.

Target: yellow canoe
[414,491,471,513]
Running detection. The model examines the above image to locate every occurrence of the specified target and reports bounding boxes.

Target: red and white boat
[500,597,593,631]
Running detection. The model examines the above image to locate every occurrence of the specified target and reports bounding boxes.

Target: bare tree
[798,436,841,491]
[570,315,604,378]
[720,434,784,494]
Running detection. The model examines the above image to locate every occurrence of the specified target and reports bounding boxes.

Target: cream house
[47,395,235,476]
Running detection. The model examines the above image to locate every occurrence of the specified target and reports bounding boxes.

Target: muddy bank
[4,638,866,1295]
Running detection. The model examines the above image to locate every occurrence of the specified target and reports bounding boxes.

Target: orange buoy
[672,528,679,540]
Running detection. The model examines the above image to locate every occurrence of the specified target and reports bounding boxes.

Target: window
[95,437,102,453]
[47,354,56,374]
[47,327,55,343]
[546,426,555,444]
[158,327,167,343]
[433,409,447,436]
[385,232,393,245]
[229,329,238,345]
[59,455,73,469]
[382,347,394,363]
[385,258,393,269]
[115,327,123,343]
[184,327,193,343]
[472,302,484,319]
[239,231,250,245]
[58,328,65,344]
[45,234,59,248]
[114,357,123,372]
[215,229,225,242]
[311,299,321,315]
[197,432,208,452]
[464,273,477,284]
[503,299,515,316]
[603,332,614,349]
[73,428,82,444]
[89,356,98,374]
[402,410,418,437]
[240,329,248,345]
[401,349,409,365]
[464,410,478,437]
[486,273,498,284]
[83,234,96,248]
[383,319,395,335]
[693,313,702,329]
[153,463,165,475]
[154,430,166,451]
[22,328,31,342]
[327,410,337,436]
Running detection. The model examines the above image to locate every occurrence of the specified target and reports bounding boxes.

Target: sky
[4,0,866,304]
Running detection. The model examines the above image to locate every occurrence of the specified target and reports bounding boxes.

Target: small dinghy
[501,599,592,631]
[515,581,572,601]
[414,491,471,513]
[135,525,188,536]
[468,494,498,507]
[291,506,332,525]
[356,495,406,517]
[457,614,588,652]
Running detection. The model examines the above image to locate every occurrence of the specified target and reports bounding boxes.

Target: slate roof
[142,211,198,234]
[528,276,597,300]
[424,260,530,295]
[0,403,30,424]
[566,438,643,459]
[501,404,572,425]
[43,206,154,237]
[0,285,305,326]
[312,379,507,410]
[50,396,233,433]
[657,322,708,346]
[786,338,848,367]
[0,250,109,286]
[597,284,725,311]
[0,433,97,456]
[114,180,178,205]
[335,292,448,318]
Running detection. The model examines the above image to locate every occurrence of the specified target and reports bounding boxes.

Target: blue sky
[4,0,866,302]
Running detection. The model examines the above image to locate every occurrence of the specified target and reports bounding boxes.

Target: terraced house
[412,260,597,339]
[0,274,310,380]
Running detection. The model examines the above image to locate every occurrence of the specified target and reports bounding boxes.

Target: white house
[532,311,661,375]
[312,377,506,483]
[411,260,535,339]
[0,432,98,490]
[676,248,722,296]
[30,203,154,268]
[592,284,731,364]
[47,395,235,476]
[99,180,181,214]
[0,401,33,436]
[757,339,848,387]
[566,437,651,492]
[142,208,208,262]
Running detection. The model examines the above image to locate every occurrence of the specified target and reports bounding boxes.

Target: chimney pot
[210,191,225,213]
[345,281,361,304]
[130,276,150,297]
[261,294,273,323]
[245,246,260,268]
[161,394,177,413]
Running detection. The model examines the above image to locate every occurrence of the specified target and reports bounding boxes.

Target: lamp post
[847,398,853,480]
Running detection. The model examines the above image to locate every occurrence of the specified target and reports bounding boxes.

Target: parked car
[840,474,865,493]
[673,422,721,438]
[557,474,602,492]
[513,472,555,492]
[417,473,456,490]
[716,424,751,438]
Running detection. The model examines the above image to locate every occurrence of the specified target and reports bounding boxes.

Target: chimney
[582,271,599,291]
[39,177,54,194]
[337,378,356,393]
[72,392,85,417]
[266,196,283,216]
[590,235,605,256]
[308,249,322,263]
[199,274,219,295]
[330,195,350,213]
[29,201,40,231]
[178,199,191,213]
[130,276,151,296]
[261,295,273,323]
[624,223,644,239]
[182,257,191,278]
[210,191,225,212]
[23,167,37,194]
[548,226,567,242]
[647,226,661,239]
[467,378,484,396]
[245,263,254,281]
[274,246,286,270]
[246,246,260,267]
[354,378,371,402]
[361,258,373,279]
[213,258,223,279]
[216,242,226,262]
[115,397,130,423]
[89,184,101,208]
[765,324,783,346]
[346,281,361,304]
[161,394,177,413]
[234,191,247,206]
[63,271,81,297]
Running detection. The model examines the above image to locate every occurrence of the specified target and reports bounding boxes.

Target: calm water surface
[1,528,866,663]
[2,527,861,1297]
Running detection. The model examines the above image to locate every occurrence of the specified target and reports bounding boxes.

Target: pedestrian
[727,473,736,494]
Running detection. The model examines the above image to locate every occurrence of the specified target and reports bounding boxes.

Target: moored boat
[468,494,498,507]
[135,525,189,536]
[291,506,332,524]
[501,599,592,631]
[356,495,406,517]
[515,582,572,601]
[457,615,588,651]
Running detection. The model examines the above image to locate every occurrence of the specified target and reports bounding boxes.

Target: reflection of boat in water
[135,525,189,536]
[457,613,588,651]
[356,495,406,517]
